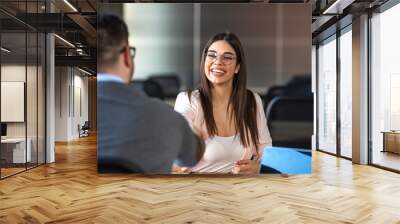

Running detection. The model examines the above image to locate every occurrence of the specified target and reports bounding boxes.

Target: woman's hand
[232,159,261,174]
[171,164,192,174]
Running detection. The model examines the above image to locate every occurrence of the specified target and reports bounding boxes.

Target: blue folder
[261,146,312,174]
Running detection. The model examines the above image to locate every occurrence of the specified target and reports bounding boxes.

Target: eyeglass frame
[205,50,237,65]
[120,45,136,59]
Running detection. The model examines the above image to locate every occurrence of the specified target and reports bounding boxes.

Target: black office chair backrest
[148,75,180,99]
[143,79,164,100]
[265,96,313,149]
[82,121,90,129]
[283,80,312,98]
[266,96,313,122]
[262,75,312,110]
[263,86,286,110]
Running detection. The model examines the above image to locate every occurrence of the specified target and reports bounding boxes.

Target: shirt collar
[97,73,125,83]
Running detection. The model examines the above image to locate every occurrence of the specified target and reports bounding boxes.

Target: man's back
[97,81,198,174]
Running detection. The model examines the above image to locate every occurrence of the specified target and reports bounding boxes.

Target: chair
[143,79,164,100]
[263,86,286,110]
[148,75,180,99]
[78,121,90,138]
[262,75,312,110]
[283,76,312,97]
[265,96,313,149]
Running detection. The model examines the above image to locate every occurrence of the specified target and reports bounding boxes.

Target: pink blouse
[174,90,272,162]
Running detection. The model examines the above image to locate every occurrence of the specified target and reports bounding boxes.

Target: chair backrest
[262,75,312,110]
[148,75,180,99]
[266,96,313,122]
[265,96,313,149]
[143,79,164,100]
[82,121,90,129]
[263,86,285,110]
[283,77,312,97]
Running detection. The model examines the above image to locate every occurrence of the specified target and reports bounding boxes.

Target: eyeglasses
[120,46,136,59]
[205,51,236,65]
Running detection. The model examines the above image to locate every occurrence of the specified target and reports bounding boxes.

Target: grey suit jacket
[97,81,198,174]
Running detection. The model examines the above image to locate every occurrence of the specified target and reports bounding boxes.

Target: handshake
[172,128,261,175]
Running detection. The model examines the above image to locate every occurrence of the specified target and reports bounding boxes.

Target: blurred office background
[99,3,314,152]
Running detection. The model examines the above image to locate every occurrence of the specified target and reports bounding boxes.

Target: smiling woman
[174,32,272,174]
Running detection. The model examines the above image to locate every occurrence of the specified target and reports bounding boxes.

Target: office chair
[79,121,90,138]
[263,86,286,110]
[148,75,180,99]
[143,79,165,100]
[265,96,313,149]
[263,75,312,110]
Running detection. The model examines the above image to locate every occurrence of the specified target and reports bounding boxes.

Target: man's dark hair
[97,13,129,70]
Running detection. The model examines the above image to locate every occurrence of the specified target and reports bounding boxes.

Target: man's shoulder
[98,82,185,121]
[98,81,131,94]
[98,81,144,100]
[146,97,183,120]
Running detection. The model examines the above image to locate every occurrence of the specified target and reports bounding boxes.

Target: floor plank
[1,135,400,223]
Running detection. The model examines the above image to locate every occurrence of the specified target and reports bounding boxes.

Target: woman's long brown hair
[190,32,260,152]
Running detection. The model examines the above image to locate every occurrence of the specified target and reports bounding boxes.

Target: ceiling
[0,0,97,73]
[311,0,390,43]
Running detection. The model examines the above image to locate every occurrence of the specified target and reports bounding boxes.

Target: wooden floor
[1,167,26,178]
[1,163,45,178]
[1,135,400,223]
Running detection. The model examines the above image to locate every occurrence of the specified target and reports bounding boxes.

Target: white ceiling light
[76,48,85,55]
[54,34,75,48]
[1,47,11,53]
[323,0,355,15]
[78,67,93,76]
[63,0,78,12]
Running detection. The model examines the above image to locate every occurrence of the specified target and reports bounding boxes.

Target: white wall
[72,73,89,138]
[55,67,89,141]
[55,66,69,141]
[1,65,35,137]
[1,65,26,81]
